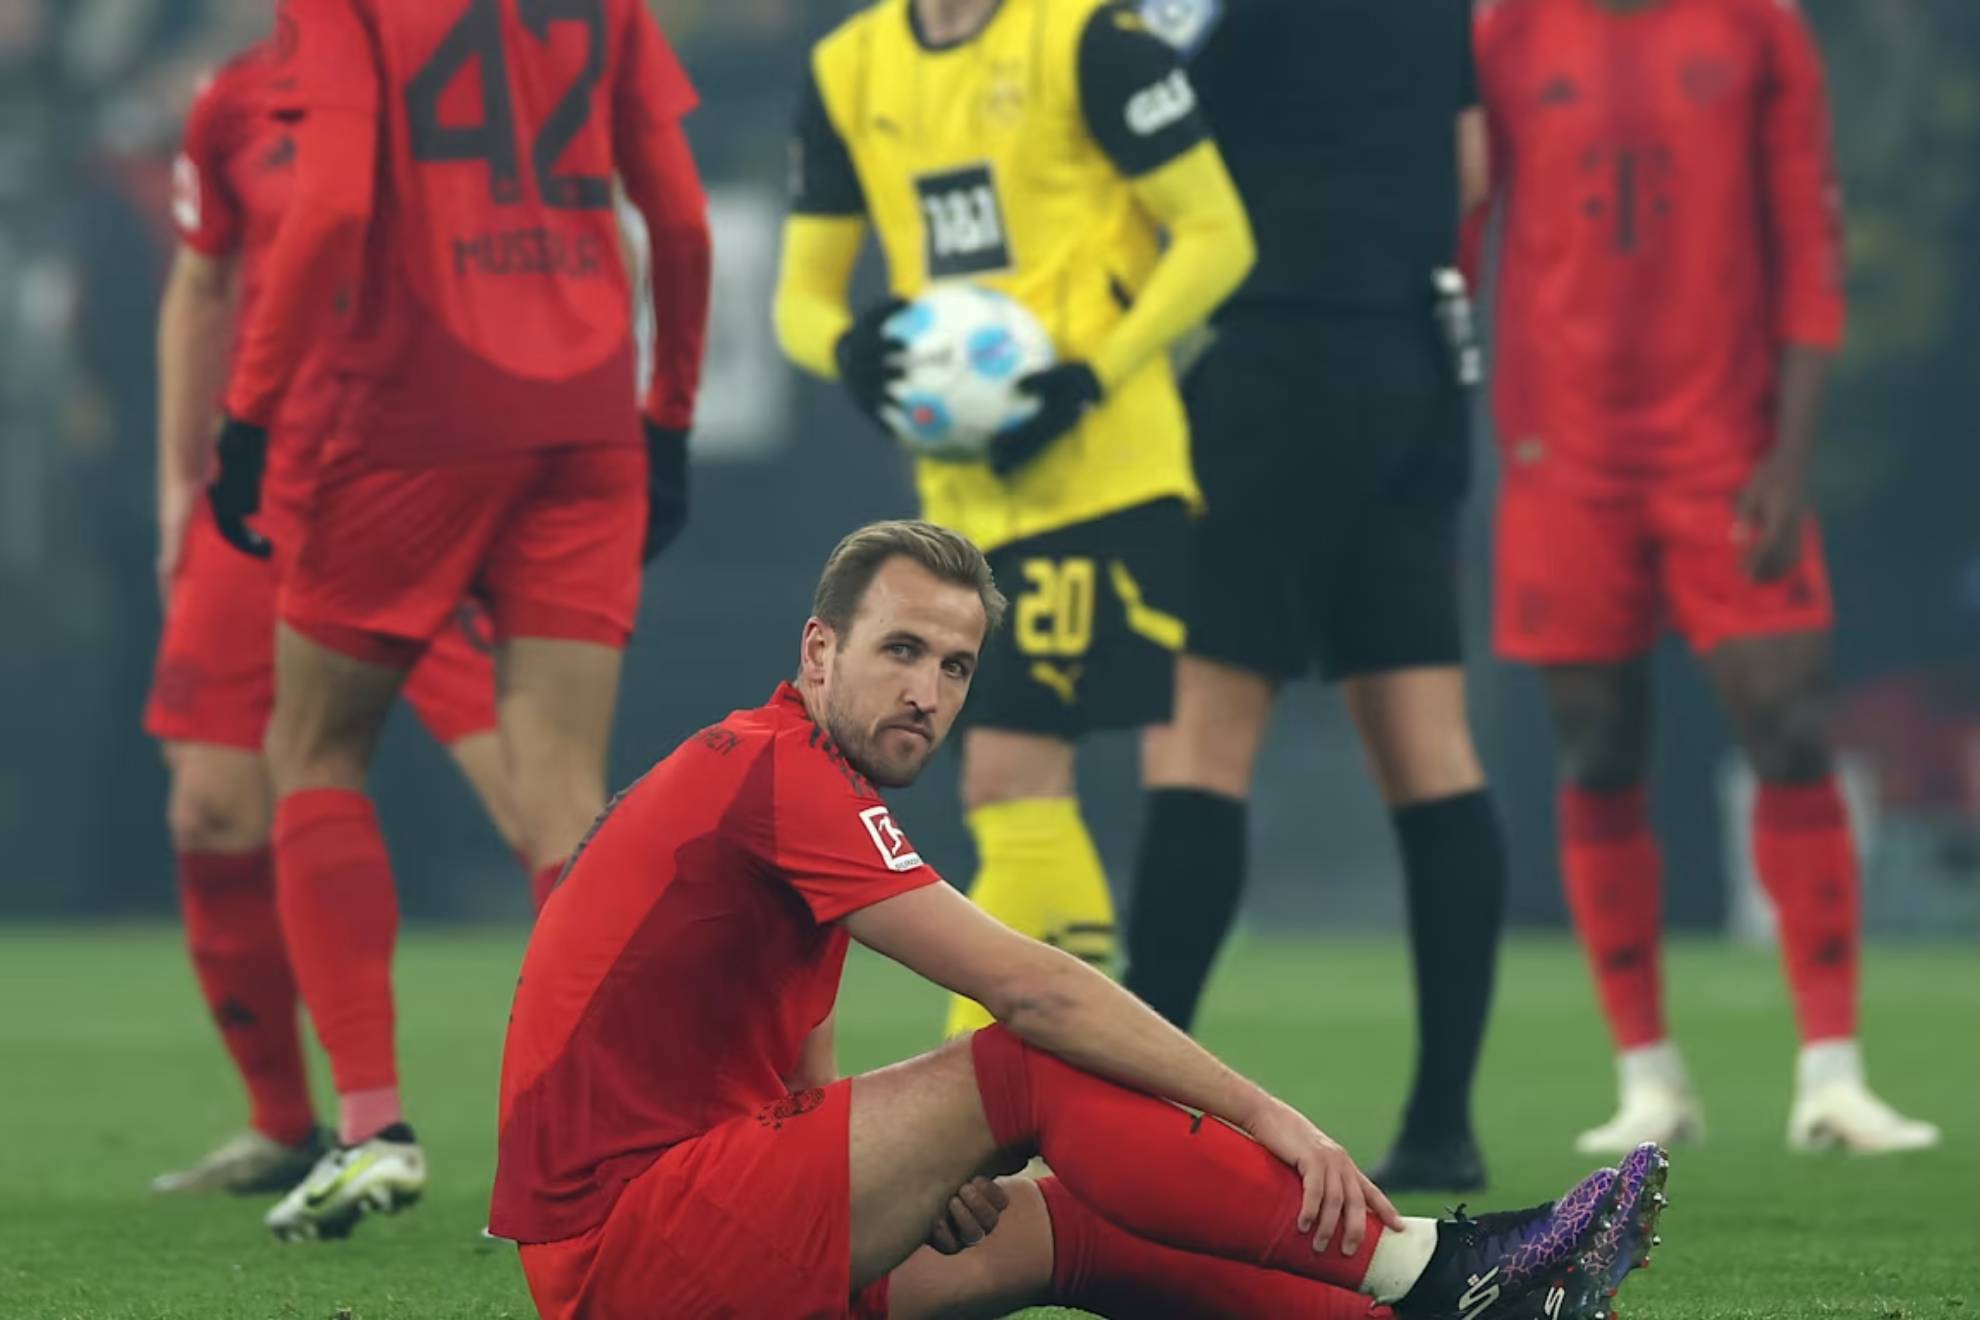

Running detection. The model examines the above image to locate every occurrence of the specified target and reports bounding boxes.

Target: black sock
[1392,788,1507,1142]
[1124,788,1247,1029]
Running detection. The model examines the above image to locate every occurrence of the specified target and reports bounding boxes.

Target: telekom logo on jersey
[859,806,924,873]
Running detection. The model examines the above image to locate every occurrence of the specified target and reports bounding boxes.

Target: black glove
[833,297,910,428]
[988,362,1102,479]
[206,416,272,559]
[642,421,690,563]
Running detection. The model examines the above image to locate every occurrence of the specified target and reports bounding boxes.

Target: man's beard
[822,689,934,790]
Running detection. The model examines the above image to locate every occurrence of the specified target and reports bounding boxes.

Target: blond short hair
[812,520,1008,638]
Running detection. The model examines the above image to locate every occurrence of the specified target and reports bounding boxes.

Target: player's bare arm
[1738,345,1831,581]
[155,247,235,605]
[842,882,1402,1252]
[1742,1,1846,583]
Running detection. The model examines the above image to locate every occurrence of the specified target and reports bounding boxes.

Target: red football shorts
[517,1081,891,1320]
[281,440,647,667]
[1493,471,1835,664]
[147,507,499,750]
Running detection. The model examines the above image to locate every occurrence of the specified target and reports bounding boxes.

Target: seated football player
[489,519,1670,1320]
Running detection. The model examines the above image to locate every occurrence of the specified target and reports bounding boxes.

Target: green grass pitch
[0,928,1972,1319]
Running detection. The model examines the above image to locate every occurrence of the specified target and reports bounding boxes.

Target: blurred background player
[1471,0,1938,1154]
[491,518,1665,1320]
[146,33,528,1196]
[201,0,711,1237]
[1125,0,1507,1194]
[773,0,1254,1036]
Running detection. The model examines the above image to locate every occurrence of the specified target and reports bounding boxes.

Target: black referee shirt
[1147,0,1476,312]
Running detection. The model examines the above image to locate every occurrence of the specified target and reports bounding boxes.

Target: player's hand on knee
[925,1176,1009,1254]
[833,297,910,428]
[988,362,1102,479]
[641,420,690,562]
[206,416,272,560]
[1245,1099,1403,1255]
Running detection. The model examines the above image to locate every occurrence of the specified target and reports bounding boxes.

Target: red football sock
[971,1027,1384,1292]
[530,860,565,914]
[274,789,400,1127]
[1559,786,1666,1049]
[1753,779,1859,1042]
[1039,1177,1386,1318]
[177,849,316,1146]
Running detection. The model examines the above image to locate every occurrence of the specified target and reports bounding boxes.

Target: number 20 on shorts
[1015,557,1096,657]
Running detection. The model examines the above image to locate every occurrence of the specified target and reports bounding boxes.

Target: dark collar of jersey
[906,0,1009,53]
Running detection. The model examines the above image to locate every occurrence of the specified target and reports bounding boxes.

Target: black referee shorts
[1183,304,1469,683]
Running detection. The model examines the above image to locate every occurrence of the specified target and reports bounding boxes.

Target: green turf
[0,928,1972,1319]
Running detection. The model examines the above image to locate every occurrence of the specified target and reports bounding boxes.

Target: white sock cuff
[1618,1040,1688,1093]
[1363,1216,1440,1305]
[1797,1037,1864,1092]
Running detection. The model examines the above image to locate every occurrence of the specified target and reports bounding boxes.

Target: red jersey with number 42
[263,0,696,462]
[1476,0,1845,492]
[488,684,942,1245]
[175,45,342,506]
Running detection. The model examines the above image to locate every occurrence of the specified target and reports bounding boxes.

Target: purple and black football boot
[1486,1142,1672,1320]
[1393,1162,1621,1319]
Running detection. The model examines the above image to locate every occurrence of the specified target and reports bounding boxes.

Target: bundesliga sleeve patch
[859,806,924,872]
[1139,0,1223,58]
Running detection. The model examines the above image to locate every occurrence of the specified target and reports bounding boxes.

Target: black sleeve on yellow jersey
[1077,3,1211,179]
[788,64,865,216]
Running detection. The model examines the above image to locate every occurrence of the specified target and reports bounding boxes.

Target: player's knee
[1141,721,1255,798]
[1738,689,1832,784]
[960,743,1074,811]
[166,779,266,854]
[1547,690,1648,790]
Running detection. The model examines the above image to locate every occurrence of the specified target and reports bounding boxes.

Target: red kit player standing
[1471,0,1937,1154]
[203,0,712,1238]
[146,38,526,1196]
[490,520,1669,1320]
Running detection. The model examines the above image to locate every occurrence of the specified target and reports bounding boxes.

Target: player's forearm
[995,945,1268,1129]
[1771,343,1831,471]
[1089,142,1255,392]
[773,215,864,379]
[223,108,374,425]
[157,250,234,500]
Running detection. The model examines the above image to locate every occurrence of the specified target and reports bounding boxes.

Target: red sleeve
[268,0,380,118]
[767,736,942,926]
[1757,0,1845,350]
[173,74,241,256]
[223,0,378,425]
[614,5,709,430]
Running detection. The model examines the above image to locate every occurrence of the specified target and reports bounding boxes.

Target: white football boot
[1575,1041,1706,1154]
[1787,1040,1941,1154]
[152,1127,327,1195]
[265,1123,426,1241]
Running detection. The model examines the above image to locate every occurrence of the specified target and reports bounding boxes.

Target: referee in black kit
[1127,0,1504,1193]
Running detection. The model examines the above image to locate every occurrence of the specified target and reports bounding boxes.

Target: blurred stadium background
[3,3,1979,1316]
[3,0,1976,941]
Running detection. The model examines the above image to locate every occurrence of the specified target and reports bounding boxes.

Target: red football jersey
[1476,0,1845,491]
[174,44,341,506]
[488,684,941,1245]
[227,0,699,461]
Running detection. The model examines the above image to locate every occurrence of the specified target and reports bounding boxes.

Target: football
[882,282,1056,462]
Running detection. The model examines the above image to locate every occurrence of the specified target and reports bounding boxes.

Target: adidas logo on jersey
[1124,69,1197,137]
